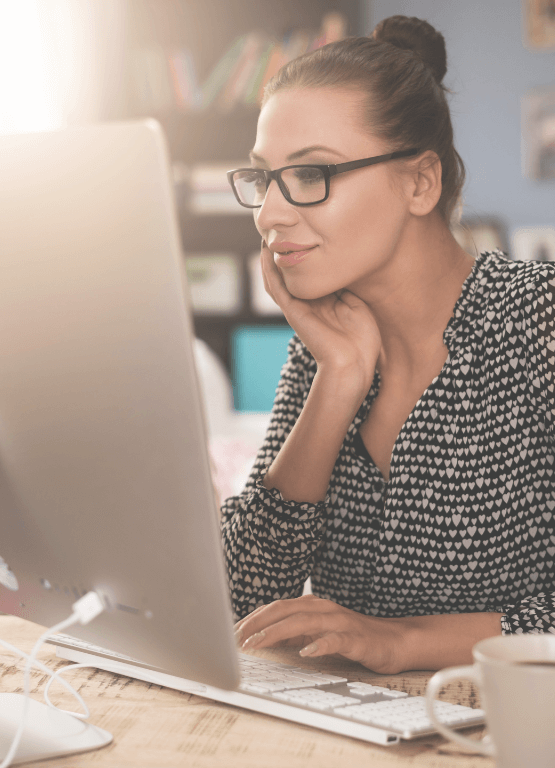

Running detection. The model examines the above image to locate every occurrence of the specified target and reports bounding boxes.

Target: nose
[255,178,299,233]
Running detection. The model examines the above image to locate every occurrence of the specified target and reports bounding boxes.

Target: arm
[220,336,328,621]
[221,244,382,620]
[397,611,504,669]
[235,595,503,673]
[262,365,368,503]
[259,244,380,503]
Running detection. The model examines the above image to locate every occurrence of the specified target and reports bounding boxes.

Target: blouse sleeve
[523,267,555,440]
[501,593,555,634]
[220,335,328,621]
[501,267,555,634]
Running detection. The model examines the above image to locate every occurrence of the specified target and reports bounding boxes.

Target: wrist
[395,613,505,671]
[315,359,376,402]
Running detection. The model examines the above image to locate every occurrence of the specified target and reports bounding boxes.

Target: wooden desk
[0,616,492,768]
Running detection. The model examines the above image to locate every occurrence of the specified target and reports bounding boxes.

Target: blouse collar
[349,249,510,436]
[442,249,509,353]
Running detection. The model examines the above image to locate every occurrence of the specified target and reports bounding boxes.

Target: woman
[222,15,555,674]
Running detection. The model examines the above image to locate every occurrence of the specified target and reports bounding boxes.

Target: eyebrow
[249,145,347,164]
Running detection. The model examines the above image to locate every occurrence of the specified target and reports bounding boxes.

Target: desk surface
[0,616,492,768]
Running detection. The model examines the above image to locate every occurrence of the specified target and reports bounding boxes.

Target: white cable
[43,663,104,716]
[0,591,104,768]
[0,639,90,719]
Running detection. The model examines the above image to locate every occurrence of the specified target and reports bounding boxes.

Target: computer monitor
[0,121,239,691]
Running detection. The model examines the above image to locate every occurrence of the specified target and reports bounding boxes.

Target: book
[244,41,275,104]
[168,48,200,110]
[253,28,312,104]
[147,13,351,114]
[218,32,267,111]
[321,11,348,45]
[200,35,248,109]
[281,28,312,63]
[256,42,286,102]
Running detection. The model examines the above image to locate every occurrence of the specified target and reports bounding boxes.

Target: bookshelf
[116,0,362,400]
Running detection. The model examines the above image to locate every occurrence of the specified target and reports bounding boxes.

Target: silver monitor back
[0,120,239,690]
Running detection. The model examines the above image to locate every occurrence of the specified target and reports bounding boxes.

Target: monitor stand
[0,693,112,765]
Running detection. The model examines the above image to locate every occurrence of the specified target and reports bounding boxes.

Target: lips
[270,241,316,253]
[271,243,318,267]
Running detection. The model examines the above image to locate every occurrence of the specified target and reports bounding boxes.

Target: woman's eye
[294,167,324,185]
[248,172,267,188]
[243,171,265,185]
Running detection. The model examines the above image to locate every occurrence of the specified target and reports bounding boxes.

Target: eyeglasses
[227,149,419,208]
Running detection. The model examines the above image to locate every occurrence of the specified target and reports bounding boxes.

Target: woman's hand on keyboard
[234,595,410,674]
[235,596,505,673]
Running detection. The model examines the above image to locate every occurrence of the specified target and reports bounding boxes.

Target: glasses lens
[233,169,267,207]
[281,166,326,204]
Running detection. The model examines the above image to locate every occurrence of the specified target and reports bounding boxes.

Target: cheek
[320,192,378,254]
[325,177,405,253]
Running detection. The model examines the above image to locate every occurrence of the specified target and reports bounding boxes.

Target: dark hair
[262,16,465,225]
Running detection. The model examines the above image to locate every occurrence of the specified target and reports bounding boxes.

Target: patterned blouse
[221,251,555,635]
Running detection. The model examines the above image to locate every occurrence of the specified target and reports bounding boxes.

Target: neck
[350,213,475,374]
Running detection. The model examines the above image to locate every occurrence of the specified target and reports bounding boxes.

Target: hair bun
[372,15,447,85]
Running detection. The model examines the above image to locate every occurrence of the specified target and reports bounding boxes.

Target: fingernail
[241,631,265,650]
[299,642,319,657]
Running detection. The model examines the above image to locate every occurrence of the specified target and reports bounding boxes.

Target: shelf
[178,211,260,254]
[129,1,362,82]
[150,107,260,165]
[193,315,289,373]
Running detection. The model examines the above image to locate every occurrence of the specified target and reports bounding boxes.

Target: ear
[407,151,442,217]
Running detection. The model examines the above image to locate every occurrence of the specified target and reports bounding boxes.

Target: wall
[367,0,555,249]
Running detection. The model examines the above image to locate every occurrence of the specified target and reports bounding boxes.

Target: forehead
[253,87,381,164]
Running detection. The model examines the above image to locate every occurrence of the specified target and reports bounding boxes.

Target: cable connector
[72,592,105,625]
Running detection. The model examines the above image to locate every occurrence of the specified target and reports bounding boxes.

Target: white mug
[426,634,555,768]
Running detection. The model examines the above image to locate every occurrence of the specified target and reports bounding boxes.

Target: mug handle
[426,665,494,756]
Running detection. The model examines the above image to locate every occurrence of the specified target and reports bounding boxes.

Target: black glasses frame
[227,148,420,208]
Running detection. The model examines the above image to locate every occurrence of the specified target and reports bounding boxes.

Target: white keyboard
[48,634,485,747]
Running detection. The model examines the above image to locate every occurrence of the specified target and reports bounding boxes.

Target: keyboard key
[382,689,409,698]
[347,682,409,699]
[286,668,348,684]
[273,689,361,710]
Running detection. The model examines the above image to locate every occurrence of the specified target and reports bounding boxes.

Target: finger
[234,601,273,631]
[299,630,354,659]
[240,608,336,651]
[236,596,333,641]
[234,603,273,641]
[235,592,304,628]
[261,247,297,311]
[334,289,366,310]
[260,246,278,303]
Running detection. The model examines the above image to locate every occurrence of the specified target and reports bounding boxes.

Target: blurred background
[1,0,554,497]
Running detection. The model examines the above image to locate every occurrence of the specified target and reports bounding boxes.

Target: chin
[285,281,332,301]
[285,271,346,301]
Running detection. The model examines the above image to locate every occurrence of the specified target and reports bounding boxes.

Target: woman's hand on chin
[234,594,410,675]
[260,241,381,391]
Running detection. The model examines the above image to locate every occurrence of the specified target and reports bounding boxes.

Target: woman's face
[252,87,414,300]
